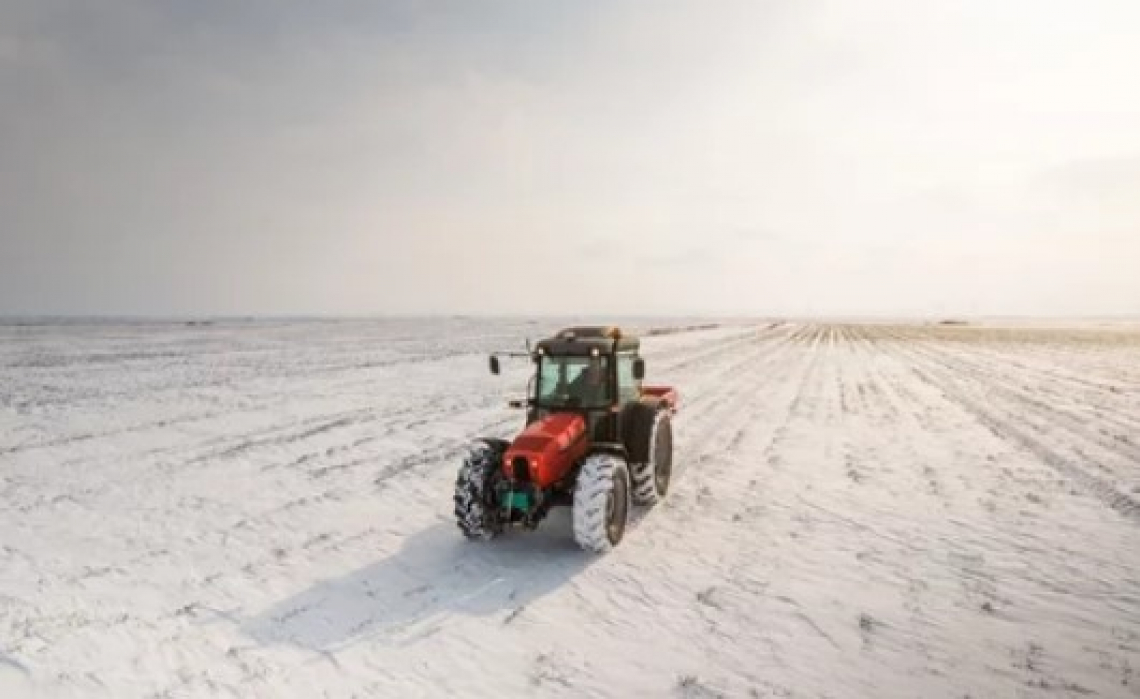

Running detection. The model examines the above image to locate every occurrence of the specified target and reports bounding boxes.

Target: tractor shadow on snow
[241,507,647,653]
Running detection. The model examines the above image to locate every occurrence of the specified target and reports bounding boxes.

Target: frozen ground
[1,319,1139,698]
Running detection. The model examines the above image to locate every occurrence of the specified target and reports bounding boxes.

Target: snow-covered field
[2,319,1139,698]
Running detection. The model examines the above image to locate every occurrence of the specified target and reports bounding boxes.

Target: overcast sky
[2,0,1139,317]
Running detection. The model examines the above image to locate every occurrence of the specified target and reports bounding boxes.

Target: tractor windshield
[536,355,611,409]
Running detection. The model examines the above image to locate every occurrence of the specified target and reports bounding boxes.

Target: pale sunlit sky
[2,0,1139,317]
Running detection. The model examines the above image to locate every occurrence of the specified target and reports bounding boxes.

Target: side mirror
[632,357,646,380]
[489,355,501,375]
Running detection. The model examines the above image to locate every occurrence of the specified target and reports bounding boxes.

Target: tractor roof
[535,326,640,356]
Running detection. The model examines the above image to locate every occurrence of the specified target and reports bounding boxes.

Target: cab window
[537,356,610,408]
[616,353,641,403]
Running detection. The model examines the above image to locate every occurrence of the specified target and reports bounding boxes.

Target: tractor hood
[502,412,589,488]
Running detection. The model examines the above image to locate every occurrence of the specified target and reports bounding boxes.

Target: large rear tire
[454,440,506,540]
[631,410,673,506]
[572,453,632,553]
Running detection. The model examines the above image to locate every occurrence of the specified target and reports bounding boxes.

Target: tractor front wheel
[572,453,632,553]
[454,440,506,540]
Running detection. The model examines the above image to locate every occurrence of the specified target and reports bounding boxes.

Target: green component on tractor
[501,491,531,510]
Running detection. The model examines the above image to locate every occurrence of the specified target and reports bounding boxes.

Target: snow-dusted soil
[2,320,1139,698]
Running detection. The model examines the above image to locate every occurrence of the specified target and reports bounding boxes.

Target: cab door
[616,352,642,405]
[605,352,645,446]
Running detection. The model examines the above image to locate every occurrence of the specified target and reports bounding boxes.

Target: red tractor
[454,326,677,553]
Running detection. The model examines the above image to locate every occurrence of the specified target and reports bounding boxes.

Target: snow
[2,319,1139,698]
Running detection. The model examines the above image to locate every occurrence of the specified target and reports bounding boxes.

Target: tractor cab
[531,326,644,426]
[490,326,649,439]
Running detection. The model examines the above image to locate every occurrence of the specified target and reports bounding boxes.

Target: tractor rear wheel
[632,410,673,506]
[572,453,631,553]
[454,440,506,540]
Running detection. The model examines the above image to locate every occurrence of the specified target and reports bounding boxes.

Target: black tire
[454,440,506,540]
[572,453,632,553]
[631,410,673,506]
[621,401,656,463]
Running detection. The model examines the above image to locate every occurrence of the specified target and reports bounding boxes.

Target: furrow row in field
[874,324,1140,384]
[899,333,1140,455]
[897,332,1140,484]
[884,337,1140,524]
[657,325,815,521]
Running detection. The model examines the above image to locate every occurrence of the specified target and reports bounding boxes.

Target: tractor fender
[472,437,510,454]
[641,386,679,413]
[567,442,628,488]
[585,442,629,460]
[638,396,664,410]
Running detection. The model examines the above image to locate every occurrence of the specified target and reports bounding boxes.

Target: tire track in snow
[671,326,805,465]
[898,330,1140,479]
[853,327,965,507]
[847,327,1027,635]
[690,324,947,682]
[893,328,1140,458]
[604,325,829,690]
[886,333,1140,523]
